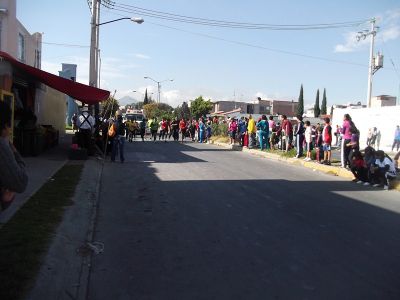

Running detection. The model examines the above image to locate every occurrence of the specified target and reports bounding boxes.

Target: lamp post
[144,76,173,103]
[89,0,143,121]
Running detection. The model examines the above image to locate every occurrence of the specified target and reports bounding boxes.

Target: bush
[211,123,228,136]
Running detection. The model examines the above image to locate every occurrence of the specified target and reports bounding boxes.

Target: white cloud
[162,89,182,107]
[334,31,368,53]
[135,53,151,60]
[381,25,400,41]
[335,9,400,53]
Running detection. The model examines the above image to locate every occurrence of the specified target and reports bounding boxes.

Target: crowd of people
[71,106,399,190]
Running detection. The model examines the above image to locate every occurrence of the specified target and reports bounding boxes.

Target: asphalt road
[87,139,400,300]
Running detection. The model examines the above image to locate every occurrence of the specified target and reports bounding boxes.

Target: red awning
[0,51,110,104]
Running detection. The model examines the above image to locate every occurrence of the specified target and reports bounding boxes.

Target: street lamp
[89,0,144,122]
[98,17,144,26]
[144,76,174,103]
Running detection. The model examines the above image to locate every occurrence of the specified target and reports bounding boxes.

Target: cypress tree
[314,89,320,117]
[321,88,327,115]
[296,84,304,117]
[144,89,149,105]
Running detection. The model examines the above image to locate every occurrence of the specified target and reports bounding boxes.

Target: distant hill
[118,96,138,106]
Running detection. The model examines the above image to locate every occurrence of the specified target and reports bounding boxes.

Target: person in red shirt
[350,150,367,183]
[159,118,168,142]
[179,119,187,142]
[322,117,332,165]
[278,115,293,152]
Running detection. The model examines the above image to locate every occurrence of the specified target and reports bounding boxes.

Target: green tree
[101,96,119,119]
[314,89,320,117]
[296,84,304,117]
[190,96,213,119]
[321,88,327,115]
[143,102,173,120]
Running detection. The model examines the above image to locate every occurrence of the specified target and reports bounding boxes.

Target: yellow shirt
[247,118,256,133]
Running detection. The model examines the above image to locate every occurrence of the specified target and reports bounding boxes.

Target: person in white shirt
[304,120,312,161]
[77,106,95,151]
[371,150,397,190]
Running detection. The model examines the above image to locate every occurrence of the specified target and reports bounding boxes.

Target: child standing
[304,120,312,161]
[322,117,332,165]
[315,127,323,163]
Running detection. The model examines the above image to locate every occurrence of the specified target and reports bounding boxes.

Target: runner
[170,117,179,141]
[179,118,187,142]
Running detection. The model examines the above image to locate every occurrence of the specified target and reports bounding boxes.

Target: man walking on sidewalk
[111,114,126,163]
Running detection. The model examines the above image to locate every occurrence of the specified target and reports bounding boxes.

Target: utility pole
[366,18,376,108]
[89,0,100,117]
[356,18,383,108]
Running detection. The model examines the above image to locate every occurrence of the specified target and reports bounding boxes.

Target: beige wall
[35,86,67,135]
[0,0,42,66]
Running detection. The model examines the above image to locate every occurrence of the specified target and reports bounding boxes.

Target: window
[18,33,25,62]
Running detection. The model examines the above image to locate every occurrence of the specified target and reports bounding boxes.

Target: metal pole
[367,19,376,108]
[158,82,161,103]
[89,0,100,122]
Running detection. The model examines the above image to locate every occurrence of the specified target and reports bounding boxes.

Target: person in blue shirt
[256,115,269,151]
[392,125,400,152]
[198,118,206,143]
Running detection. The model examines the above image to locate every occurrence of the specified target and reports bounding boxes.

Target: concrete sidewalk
[210,140,400,192]
[0,132,72,225]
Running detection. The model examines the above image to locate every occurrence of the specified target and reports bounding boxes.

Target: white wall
[332,106,400,152]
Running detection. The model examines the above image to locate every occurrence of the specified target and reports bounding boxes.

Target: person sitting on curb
[370,150,397,190]
[363,146,376,186]
[0,101,28,210]
[350,151,368,184]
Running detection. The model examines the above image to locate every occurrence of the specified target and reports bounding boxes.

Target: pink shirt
[341,120,352,140]
[268,120,276,131]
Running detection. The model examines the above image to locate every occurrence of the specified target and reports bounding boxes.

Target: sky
[17,0,400,108]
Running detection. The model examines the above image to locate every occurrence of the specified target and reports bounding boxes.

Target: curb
[208,140,400,192]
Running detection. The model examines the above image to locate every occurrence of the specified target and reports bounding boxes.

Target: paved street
[87,140,400,300]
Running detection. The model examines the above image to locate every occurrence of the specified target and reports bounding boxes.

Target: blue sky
[18,0,400,108]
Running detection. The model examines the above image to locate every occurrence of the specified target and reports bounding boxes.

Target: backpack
[108,123,116,137]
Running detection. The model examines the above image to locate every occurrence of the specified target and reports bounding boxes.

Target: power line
[43,41,90,48]
[146,21,369,68]
[379,37,400,80]
[105,2,369,30]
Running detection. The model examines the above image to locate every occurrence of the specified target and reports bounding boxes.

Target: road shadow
[92,142,400,300]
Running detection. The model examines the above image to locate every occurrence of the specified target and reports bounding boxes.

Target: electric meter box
[375,54,384,68]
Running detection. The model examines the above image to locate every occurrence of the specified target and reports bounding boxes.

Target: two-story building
[0,0,109,155]
[212,97,298,117]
